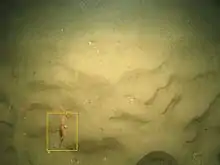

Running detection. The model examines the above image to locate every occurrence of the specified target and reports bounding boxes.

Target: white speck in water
[103,156,107,161]
[61,28,64,32]
[127,96,135,104]
[88,41,92,45]
[129,98,135,103]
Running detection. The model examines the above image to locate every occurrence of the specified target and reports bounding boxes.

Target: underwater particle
[88,41,92,45]
[103,156,107,161]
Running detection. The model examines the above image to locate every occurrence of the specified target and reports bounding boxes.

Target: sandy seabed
[1,1,220,165]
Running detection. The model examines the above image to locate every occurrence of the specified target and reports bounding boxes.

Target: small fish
[59,114,68,148]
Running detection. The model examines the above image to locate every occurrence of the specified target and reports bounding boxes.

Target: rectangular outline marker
[46,111,79,152]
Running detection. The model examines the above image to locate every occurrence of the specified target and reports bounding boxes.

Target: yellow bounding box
[46,111,79,152]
